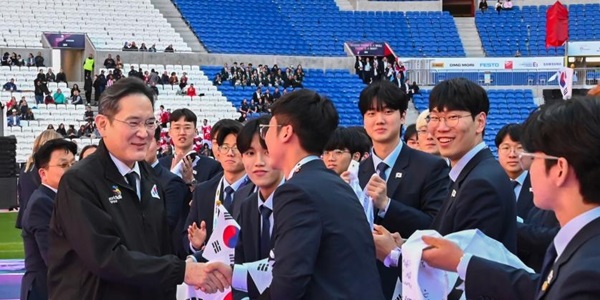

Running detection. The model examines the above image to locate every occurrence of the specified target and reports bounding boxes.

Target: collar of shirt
[449,142,487,182]
[371,140,403,180]
[513,170,528,186]
[256,178,285,211]
[42,183,58,194]
[287,155,320,179]
[223,174,248,192]
[151,160,160,169]
[554,206,600,260]
[109,152,140,178]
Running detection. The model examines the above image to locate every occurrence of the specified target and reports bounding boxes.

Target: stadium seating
[476,4,600,57]
[174,0,464,57]
[0,0,190,51]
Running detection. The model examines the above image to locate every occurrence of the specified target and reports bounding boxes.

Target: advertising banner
[44,33,86,49]
[346,41,394,57]
[429,57,564,71]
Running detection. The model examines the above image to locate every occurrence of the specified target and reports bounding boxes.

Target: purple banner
[44,33,86,49]
[346,41,393,56]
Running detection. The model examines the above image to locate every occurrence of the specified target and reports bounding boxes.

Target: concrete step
[150,0,207,53]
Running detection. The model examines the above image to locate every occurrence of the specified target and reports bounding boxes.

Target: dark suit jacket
[267,159,384,300]
[158,153,222,183]
[465,216,600,300]
[16,167,41,229]
[152,163,191,258]
[517,208,560,272]
[516,173,535,221]
[359,144,450,298]
[21,185,55,300]
[184,175,251,257]
[431,148,517,253]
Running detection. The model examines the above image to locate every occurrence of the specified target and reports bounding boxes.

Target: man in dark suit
[21,139,76,300]
[495,123,560,271]
[158,108,222,186]
[358,80,450,298]
[184,120,249,257]
[206,89,385,299]
[421,96,600,299]
[146,127,190,258]
[47,78,229,299]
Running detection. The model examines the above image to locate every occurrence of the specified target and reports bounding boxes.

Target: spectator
[168,72,178,85]
[44,93,55,105]
[128,66,138,77]
[18,97,29,117]
[83,53,94,78]
[46,68,56,82]
[15,54,25,67]
[179,72,188,90]
[56,123,67,137]
[142,70,149,83]
[122,42,131,51]
[139,43,148,51]
[56,69,67,85]
[26,53,35,67]
[7,109,21,127]
[199,143,211,157]
[149,69,160,85]
[79,145,98,160]
[161,71,169,85]
[403,123,418,149]
[113,65,123,81]
[495,0,502,13]
[106,75,114,87]
[93,75,103,103]
[53,89,66,104]
[515,49,522,57]
[70,84,81,98]
[46,124,55,130]
[34,52,44,67]
[239,98,249,116]
[273,87,281,100]
[156,105,169,128]
[84,105,94,122]
[23,108,35,120]
[36,69,46,83]
[130,41,139,51]
[503,0,513,10]
[103,54,116,69]
[9,53,17,66]
[149,81,159,98]
[164,44,174,52]
[213,74,222,86]
[71,90,83,105]
[186,84,197,97]
[3,78,17,92]
[1,52,9,66]
[34,81,44,105]
[479,0,488,13]
[115,55,122,66]
[148,44,157,52]
[77,125,88,138]
[66,125,78,138]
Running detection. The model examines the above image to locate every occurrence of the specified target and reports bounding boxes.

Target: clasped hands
[184,260,233,294]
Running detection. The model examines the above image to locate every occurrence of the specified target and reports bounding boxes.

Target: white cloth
[401,229,533,300]
[346,161,374,229]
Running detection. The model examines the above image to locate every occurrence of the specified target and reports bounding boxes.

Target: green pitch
[0,213,24,259]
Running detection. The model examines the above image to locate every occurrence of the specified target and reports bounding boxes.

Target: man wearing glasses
[48,78,230,299]
[21,138,76,300]
[421,96,600,299]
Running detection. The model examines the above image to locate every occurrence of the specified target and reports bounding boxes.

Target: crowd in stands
[479,0,513,14]
[214,62,305,90]
[1,52,46,67]
[121,41,175,52]
[354,56,420,100]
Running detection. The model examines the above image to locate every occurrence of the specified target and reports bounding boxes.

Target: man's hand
[171,151,185,171]
[204,261,233,287]
[181,156,194,184]
[188,221,207,250]
[421,236,464,272]
[184,262,230,293]
[372,225,403,262]
[365,174,389,210]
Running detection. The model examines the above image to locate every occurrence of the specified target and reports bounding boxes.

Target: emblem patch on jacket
[151,184,160,199]
[109,186,123,203]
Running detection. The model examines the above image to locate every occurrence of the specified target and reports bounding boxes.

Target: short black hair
[215,119,243,146]
[79,144,98,161]
[211,119,240,140]
[154,127,162,142]
[521,96,600,204]
[270,89,338,155]
[324,127,371,157]
[358,80,408,115]
[98,77,154,119]
[34,139,77,169]
[237,116,270,154]
[403,124,417,143]
[169,108,197,126]
[494,123,522,147]
[429,78,489,118]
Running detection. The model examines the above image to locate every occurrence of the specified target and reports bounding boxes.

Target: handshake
[184,260,234,294]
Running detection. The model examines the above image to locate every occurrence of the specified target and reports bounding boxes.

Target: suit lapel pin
[395,172,402,179]
[542,270,554,292]
[451,190,456,197]
[529,187,533,192]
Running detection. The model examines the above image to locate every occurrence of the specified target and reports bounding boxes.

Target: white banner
[567,41,600,56]
[428,57,564,71]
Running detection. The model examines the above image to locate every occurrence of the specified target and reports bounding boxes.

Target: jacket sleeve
[28,196,54,265]
[381,158,449,237]
[465,256,539,300]
[270,183,321,300]
[183,187,200,254]
[53,169,186,289]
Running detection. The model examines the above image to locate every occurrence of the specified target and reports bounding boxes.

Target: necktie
[223,186,234,212]
[259,205,272,258]
[125,172,138,199]
[539,243,557,292]
[376,162,389,181]
[511,180,519,189]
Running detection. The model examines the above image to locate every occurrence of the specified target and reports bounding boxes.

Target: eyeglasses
[426,114,472,128]
[218,144,239,154]
[498,144,524,155]
[417,129,428,136]
[259,124,282,140]
[322,149,350,159]
[112,118,157,131]
[47,161,75,169]
[518,152,560,170]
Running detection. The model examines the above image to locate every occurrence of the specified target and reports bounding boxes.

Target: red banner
[546,1,569,48]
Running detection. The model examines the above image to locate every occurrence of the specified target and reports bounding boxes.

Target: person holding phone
[323,127,371,176]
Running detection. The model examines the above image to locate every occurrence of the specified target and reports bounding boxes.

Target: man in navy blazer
[21,138,76,300]
[358,80,450,298]
[421,96,600,300]
[158,108,222,185]
[205,90,385,299]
